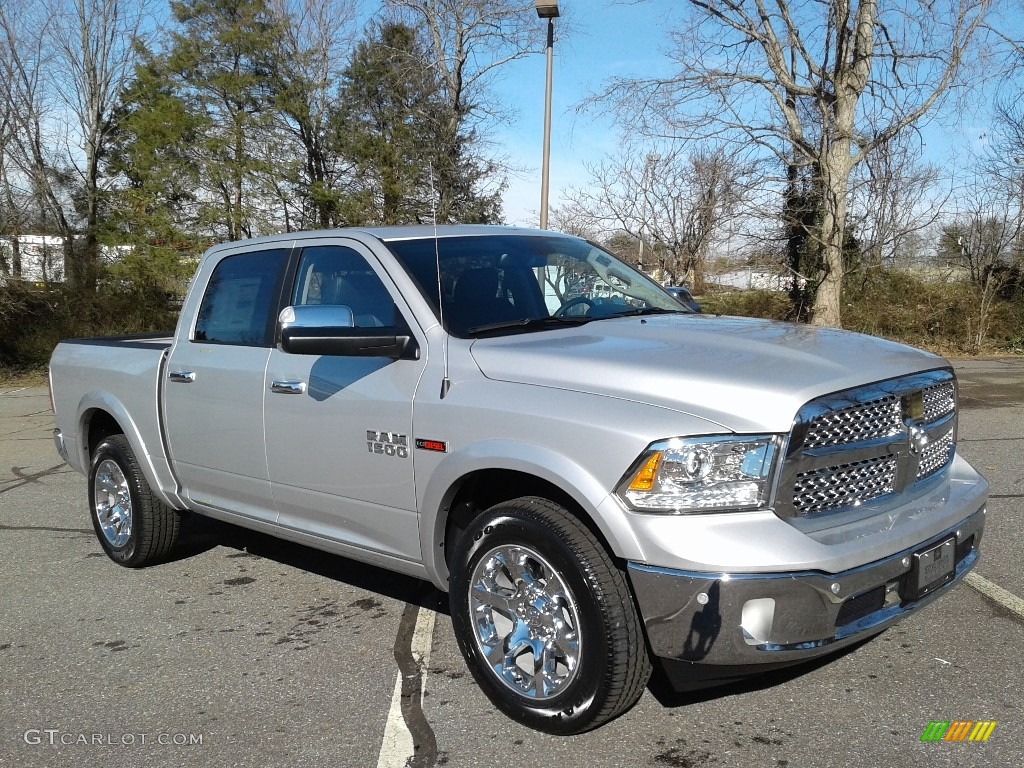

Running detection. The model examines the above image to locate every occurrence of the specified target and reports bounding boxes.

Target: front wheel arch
[441,469,599,569]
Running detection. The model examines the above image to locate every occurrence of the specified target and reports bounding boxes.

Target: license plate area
[906,537,956,600]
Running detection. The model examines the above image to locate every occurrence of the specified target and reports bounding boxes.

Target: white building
[709,268,791,291]
[0,235,65,283]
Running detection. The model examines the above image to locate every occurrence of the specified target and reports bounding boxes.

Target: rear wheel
[449,496,651,734]
[88,435,182,567]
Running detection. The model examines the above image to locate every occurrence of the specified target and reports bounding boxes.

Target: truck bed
[57,332,174,350]
[49,333,175,492]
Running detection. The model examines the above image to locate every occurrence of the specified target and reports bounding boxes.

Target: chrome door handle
[169,370,196,383]
[271,380,306,395]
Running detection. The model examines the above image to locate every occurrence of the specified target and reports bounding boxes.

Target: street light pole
[1015,156,1023,260]
[639,153,658,274]
[536,2,559,230]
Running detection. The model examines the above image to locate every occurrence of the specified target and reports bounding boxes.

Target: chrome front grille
[777,370,958,518]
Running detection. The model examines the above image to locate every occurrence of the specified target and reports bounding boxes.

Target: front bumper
[628,505,984,671]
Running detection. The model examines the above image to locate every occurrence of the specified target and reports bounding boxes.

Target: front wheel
[449,497,651,734]
[88,435,182,567]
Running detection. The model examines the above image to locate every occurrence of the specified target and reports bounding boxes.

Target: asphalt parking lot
[1,359,1022,768]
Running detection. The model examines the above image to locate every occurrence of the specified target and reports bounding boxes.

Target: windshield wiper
[606,306,688,318]
[466,316,594,335]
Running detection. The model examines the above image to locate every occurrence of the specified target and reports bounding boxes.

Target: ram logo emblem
[366,430,409,459]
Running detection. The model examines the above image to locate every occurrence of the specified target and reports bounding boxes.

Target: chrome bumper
[53,428,69,463]
[628,506,985,668]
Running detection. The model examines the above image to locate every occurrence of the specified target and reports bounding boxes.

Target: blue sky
[491,1,683,226]
[490,1,1024,227]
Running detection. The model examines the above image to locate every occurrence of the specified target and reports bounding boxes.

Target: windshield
[384,233,688,337]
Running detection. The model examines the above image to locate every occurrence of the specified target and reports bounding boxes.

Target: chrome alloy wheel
[468,544,582,699]
[93,458,133,548]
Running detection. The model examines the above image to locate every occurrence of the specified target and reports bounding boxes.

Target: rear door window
[194,249,288,345]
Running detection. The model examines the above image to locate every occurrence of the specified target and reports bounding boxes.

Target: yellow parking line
[964,572,1024,622]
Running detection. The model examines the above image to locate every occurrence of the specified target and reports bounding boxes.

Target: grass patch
[0,366,48,388]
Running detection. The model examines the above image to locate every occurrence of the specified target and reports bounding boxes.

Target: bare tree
[52,0,151,289]
[848,133,946,270]
[597,0,992,327]
[0,34,27,278]
[940,179,1018,283]
[563,145,750,289]
[0,0,67,280]
[267,0,359,230]
[547,200,600,240]
[938,175,1019,350]
[984,95,1024,258]
[0,0,149,292]
[384,0,538,221]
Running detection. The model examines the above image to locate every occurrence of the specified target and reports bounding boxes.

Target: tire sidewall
[88,437,144,565]
[450,506,613,733]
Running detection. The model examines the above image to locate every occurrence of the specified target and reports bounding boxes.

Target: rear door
[163,245,290,521]
[263,238,426,560]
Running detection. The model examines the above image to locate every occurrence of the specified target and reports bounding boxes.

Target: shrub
[0,281,178,370]
[842,268,1023,355]
[695,269,1023,357]
[699,289,792,320]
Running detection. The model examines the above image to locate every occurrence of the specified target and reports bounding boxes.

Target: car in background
[664,285,701,312]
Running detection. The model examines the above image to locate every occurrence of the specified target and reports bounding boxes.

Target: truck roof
[202,225,566,254]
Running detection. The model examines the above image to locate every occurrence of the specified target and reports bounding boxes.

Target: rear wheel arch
[78,405,185,512]
[83,408,124,460]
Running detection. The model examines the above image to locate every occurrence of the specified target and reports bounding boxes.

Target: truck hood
[468,314,946,433]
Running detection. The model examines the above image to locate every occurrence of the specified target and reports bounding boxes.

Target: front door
[263,240,425,561]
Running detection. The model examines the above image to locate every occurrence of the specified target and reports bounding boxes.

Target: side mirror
[278,305,419,359]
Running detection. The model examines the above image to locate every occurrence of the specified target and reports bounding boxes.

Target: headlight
[616,435,779,513]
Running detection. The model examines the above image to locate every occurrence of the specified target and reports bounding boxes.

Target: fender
[417,438,648,590]
[75,390,188,510]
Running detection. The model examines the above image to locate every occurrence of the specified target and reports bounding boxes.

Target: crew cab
[49,226,988,733]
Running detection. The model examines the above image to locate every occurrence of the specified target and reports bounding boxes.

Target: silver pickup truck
[49,226,988,734]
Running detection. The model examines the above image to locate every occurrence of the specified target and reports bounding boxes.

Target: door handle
[271,380,306,395]
[168,370,196,383]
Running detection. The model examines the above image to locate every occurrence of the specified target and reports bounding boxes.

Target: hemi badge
[416,438,448,453]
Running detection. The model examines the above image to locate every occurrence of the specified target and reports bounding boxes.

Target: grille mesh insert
[803,395,903,449]
[792,456,898,515]
[917,428,954,480]
[923,382,955,422]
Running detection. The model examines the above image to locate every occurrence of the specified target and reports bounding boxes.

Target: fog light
[740,598,776,645]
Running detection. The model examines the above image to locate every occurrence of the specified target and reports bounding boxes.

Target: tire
[449,496,651,734]
[88,435,182,567]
